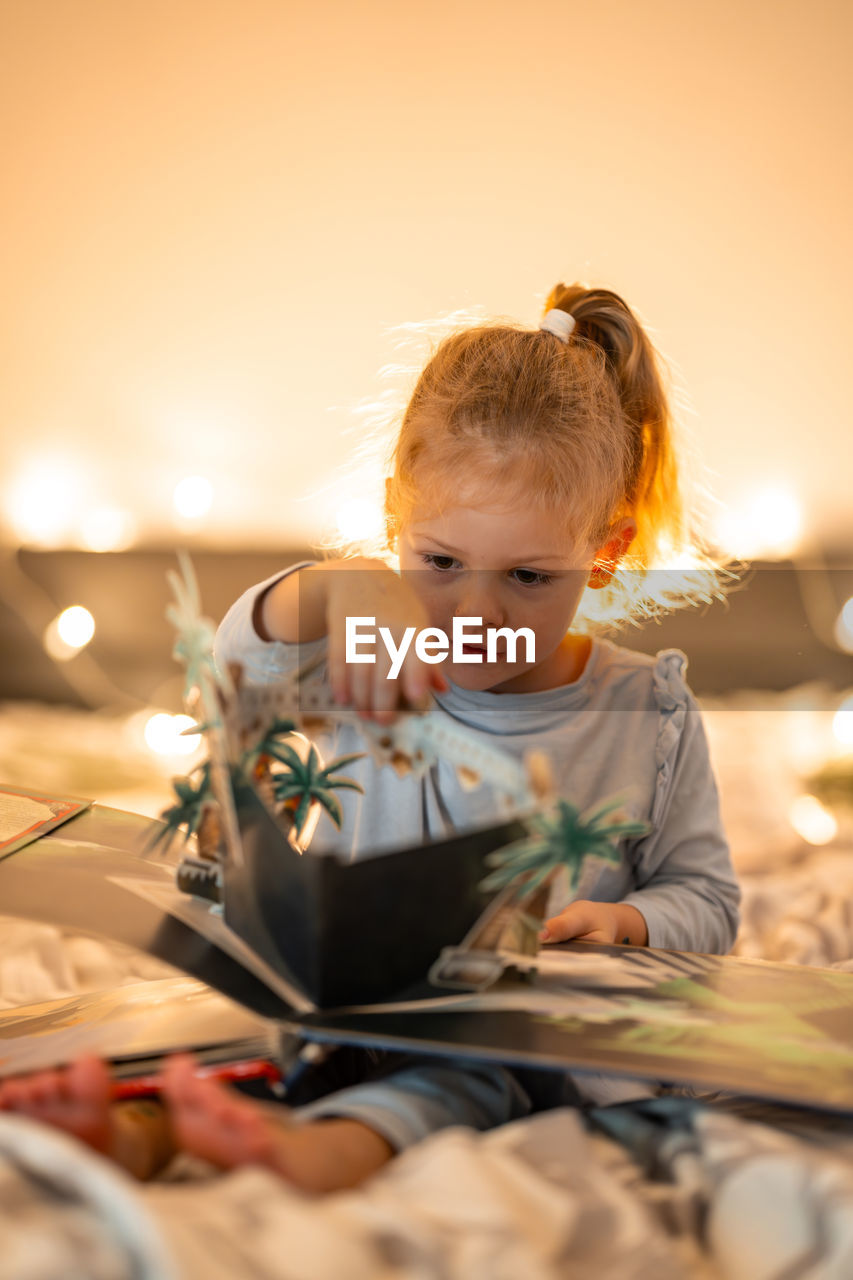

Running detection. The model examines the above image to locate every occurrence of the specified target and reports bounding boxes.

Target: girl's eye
[511,568,553,587]
[422,554,459,572]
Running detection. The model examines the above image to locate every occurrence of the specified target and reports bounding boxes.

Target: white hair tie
[539,309,576,343]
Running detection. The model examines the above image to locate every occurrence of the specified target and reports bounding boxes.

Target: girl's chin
[442,660,524,691]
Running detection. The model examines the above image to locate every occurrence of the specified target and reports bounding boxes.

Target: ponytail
[543,283,687,573]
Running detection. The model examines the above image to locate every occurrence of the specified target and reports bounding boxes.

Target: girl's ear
[588,516,637,589]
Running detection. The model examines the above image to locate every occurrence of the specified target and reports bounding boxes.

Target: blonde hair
[380,283,724,629]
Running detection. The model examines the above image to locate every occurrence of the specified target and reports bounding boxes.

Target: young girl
[0,284,739,1191]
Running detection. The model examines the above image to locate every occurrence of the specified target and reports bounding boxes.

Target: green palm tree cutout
[268,740,364,840]
[239,716,300,805]
[155,715,364,854]
[481,796,651,896]
[151,762,214,849]
[240,717,299,771]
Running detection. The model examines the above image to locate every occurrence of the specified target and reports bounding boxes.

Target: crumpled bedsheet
[2,1099,853,1280]
[0,918,177,1011]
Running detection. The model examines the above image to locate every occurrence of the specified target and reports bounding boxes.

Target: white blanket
[3,1102,853,1280]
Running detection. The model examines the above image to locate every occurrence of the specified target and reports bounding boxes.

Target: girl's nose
[453,572,504,630]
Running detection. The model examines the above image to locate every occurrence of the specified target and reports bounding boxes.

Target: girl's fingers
[540,901,608,943]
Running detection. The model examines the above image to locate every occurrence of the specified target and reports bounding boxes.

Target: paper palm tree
[267,741,364,841]
[155,722,363,855]
[239,715,300,807]
[152,762,214,851]
[481,797,651,897]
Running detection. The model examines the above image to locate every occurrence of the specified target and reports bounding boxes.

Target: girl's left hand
[539,900,648,947]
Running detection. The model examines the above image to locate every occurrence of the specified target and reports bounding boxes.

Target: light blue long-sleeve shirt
[215,568,740,1145]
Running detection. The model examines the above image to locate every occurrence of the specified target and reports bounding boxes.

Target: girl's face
[398,496,599,694]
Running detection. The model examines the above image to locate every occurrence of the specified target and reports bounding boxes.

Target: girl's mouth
[460,644,490,658]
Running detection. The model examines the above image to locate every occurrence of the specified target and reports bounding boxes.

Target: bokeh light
[714,487,803,560]
[173,476,214,521]
[57,606,96,648]
[335,497,385,544]
[78,506,138,552]
[788,794,838,846]
[143,712,202,756]
[834,597,853,654]
[42,606,96,662]
[5,458,89,547]
[832,694,853,747]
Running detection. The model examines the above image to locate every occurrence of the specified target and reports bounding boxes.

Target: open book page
[293,944,853,1113]
[110,874,315,1013]
[0,785,91,859]
[0,977,275,1076]
[344,942,709,1014]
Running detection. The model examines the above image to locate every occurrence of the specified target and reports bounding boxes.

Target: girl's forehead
[404,499,590,564]
[409,468,541,519]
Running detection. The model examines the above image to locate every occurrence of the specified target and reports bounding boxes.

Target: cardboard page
[0,977,275,1076]
[223,786,528,1008]
[292,941,853,1115]
[0,784,91,859]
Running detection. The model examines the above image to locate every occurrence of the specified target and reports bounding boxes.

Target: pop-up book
[1,556,852,1115]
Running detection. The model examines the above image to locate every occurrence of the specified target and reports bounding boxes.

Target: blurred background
[1,0,851,852]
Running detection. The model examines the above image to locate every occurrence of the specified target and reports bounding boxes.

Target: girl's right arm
[235,558,448,722]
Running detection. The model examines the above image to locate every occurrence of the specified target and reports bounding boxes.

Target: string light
[57,606,95,647]
[43,606,96,661]
[832,695,853,747]
[834,597,853,654]
[788,794,838,846]
[173,476,214,521]
[5,458,88,547]
[714,487,803,560]
[78,507,137,552]
[335,497,384,544]
[143,712,202,757]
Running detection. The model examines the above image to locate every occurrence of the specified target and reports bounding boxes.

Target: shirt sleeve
[294,1057,532,1152]
[620,651,741,955]
[213,563,326,685]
